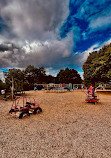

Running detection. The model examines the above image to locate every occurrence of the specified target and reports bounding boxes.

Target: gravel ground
[0,91,111,158]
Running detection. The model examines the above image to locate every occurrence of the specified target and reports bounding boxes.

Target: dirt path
[0,91,111,158]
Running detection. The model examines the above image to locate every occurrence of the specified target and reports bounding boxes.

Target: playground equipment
[9,97,42,119]
[45,84,71,93]
[96,83,111,90]
[85,86,99,103]
[34,83,74,93]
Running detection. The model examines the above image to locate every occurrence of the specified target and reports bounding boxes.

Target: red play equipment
[9,97,42,119]
[85,85,99,103]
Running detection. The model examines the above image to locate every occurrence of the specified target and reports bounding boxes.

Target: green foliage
[45,75,55,84]
[4,69,24,90]
[3,65,82,91]
[83,43,111,86]
[4,65,47,91]
[0,79,7,92]
[56,67,82,84]
[24,65,46,85]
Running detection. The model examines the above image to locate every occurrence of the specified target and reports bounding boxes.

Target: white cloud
[89,14,111,31]
[78,71,83,79]
[0,71,5,82]
[102,38,111,46]
[74,44,99,66]
[20,33,73,67]
[46,67,59,77]
[74,38,111,67]
[0,35,6,44]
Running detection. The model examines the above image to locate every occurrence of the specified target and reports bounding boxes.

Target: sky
[0,0,111,80]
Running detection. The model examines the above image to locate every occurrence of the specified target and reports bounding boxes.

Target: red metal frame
[85,94,99,103]
[9,97,40,118]
[85,85,100,103]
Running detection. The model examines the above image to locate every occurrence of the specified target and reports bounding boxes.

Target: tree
[56,67,82,84]
[24,65,46,85]
[45,75,55,83]
[83,43,111,86]
[3,65,47,91]
[4,69,24,91]
[24,65,36,85]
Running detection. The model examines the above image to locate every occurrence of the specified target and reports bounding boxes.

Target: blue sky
[0,0,111,79]
[60,0,111,51]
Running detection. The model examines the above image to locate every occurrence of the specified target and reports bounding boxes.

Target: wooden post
[11,76,14,101]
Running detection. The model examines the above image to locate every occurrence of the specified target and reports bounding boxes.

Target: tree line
[0,66,82,91]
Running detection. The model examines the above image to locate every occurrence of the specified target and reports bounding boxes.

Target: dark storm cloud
[0,0,68,41]
[0,42,18,51]
[0,34,73,68]
[0,42,25,67]
[0,0,111,77]
[0,0,74,71]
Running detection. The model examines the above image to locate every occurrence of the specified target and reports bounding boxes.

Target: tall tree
[24,65,46,84]
[83,43,111,86]
[56,67,82,84]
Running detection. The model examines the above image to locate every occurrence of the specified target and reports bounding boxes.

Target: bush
[0,80,7,93]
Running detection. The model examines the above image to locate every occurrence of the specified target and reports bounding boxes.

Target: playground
[0,90,111,158]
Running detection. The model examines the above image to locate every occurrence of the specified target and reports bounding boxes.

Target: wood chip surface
[0,91,111,158]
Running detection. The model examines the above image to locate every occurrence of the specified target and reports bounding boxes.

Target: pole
[11,76,14,101]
